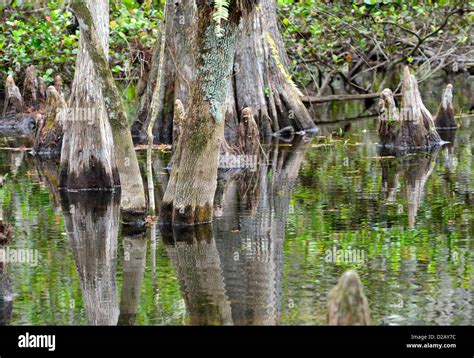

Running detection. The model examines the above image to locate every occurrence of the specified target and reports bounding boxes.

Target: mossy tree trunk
[132,0,315,145]
[159,2,250,225]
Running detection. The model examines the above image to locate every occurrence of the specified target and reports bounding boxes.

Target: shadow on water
[60,190,149,326]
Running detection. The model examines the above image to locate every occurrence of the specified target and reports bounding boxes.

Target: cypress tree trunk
[59,0,120,191]
[132,0,315,145]
[132,0,196,144]
[231,0,316,135]
[159,2,244,225]
[64,0,147,219]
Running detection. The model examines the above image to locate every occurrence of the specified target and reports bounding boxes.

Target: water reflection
[157,137,311,325]
[61,192,120,325]
[118,227,147,325]
[381,148,440,228]
[160,225,233,325]
[0,116,471,326]
[0,256,13,326]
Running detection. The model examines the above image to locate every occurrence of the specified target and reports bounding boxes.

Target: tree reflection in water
[160,137,311,325]
[61,192,120,325]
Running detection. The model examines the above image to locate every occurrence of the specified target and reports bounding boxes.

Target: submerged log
[327,270,370,325]
[2,75,24,118]
[435,84,457,130]
[378,67,442,150]
[302,92,401,103]
[33,86,66,158]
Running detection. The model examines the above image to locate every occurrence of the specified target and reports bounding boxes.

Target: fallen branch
[302,92,401,103]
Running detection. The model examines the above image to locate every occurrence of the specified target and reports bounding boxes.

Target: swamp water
[0,89,472,326]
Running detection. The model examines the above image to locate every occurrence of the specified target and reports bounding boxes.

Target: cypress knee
[435,84,457,130]
[327,270,370,325]
[378,67,443,151]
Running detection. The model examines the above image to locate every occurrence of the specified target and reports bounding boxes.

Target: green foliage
[0,0,162,90]
[277,0,471,89]
[0,3,79,86]
[213,0,231,38]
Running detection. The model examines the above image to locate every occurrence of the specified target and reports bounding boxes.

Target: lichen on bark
[199,22,237,123]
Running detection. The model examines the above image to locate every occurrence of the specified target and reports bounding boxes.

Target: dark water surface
[0,92,473,325]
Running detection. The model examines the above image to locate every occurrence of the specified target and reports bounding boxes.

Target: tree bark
[59,0,120,191]
[159,2,243,225]
[68,0,147,219]
[23,65,42,111]
[2,75,24,118]
[132,0,316,145]
[132,0,196,144]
